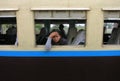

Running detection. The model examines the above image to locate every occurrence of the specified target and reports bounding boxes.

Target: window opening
[0,11,17,45]
[103,11,120,45]
[34,10,87,48]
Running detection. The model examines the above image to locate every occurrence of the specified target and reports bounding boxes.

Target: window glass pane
[0,11,16,17]
[104,11,120,19]
[34,11,52,19]
[53,11,69,18]
[70,11,86,19]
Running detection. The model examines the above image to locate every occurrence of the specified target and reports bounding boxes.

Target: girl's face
[52,32,61,43]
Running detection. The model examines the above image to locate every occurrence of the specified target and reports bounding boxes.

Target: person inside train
[36,27,47,45]
[6,26,17,44]
[107,23,119,44]
[59,24,67,39]
[67,26,77,44]
[6,26,17,35]
[71,29,85,45]
[45,29,67,50]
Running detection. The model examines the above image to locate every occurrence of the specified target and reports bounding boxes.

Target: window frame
[32,8,90,50]
[0,8,18,46]
[102,8,120,47]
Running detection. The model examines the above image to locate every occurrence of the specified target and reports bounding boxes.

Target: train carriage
[0,0,120,81]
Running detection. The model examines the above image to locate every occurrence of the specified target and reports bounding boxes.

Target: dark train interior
[103,20,120,45]
[35,19,86,45]
[0,17,17,45]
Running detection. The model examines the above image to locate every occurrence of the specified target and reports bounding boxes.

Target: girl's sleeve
[45,37,52,50]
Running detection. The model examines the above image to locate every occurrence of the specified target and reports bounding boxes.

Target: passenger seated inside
[6,26,17,44]
[36,27,47,45]
[59,24,67,39]
[107,23,120,44]
[6,26,17,35]
[67,27,77,44]
[71,29,85,45]
[45,29,67,50]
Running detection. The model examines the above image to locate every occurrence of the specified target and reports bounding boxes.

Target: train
[0,0,120,81]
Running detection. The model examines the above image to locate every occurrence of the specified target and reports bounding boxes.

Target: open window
[33,8,89,46]
[0,10,17,45]
[103,8,120,45]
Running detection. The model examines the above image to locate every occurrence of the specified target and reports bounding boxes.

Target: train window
[0,11,17,45]
[103,10,120,45]
[33,8,87,47]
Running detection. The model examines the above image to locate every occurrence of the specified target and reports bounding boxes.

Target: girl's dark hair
[50,29,62,36]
